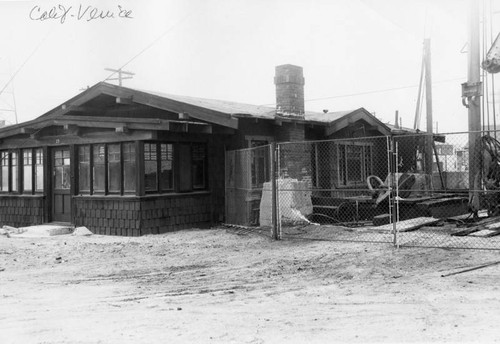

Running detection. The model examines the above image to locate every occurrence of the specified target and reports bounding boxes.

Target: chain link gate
[225,132,500,250]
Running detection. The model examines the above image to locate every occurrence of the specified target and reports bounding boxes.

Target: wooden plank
[468,229,500,237]
[447,209,488,221]
[451,227,481,236]
[373,217,440,232]
[485,221,500,230]
[115,97,133,105]
[1,131,155,148]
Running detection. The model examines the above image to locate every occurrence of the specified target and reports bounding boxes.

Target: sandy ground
[1,226,500,343]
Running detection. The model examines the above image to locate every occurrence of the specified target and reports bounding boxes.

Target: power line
[261,77,466,106]
[0,32,49,98]
[103,10,199,84]
[305,77,466,103]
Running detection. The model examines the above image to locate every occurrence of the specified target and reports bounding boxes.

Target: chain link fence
[225,144,272,227]
[225,131,500,250]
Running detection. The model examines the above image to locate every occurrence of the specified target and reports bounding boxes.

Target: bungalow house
[0,64,411,235]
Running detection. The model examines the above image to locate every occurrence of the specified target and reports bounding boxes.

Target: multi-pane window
[337,143,373,186]
[93,144,105,193]
[249,140,269,188]
[143,142,207,193]
[144,143,158,192]
[23,150,32,192]
[160,143,174,191]
[11,152,18,192]
[78,142,136,195]
[0,148,45,194]
[1,152,9,191]
[107,144,121,193]
[123,143,136,192]
[79,146,90,193]
[54,149,70,190]
[35,149,44,192]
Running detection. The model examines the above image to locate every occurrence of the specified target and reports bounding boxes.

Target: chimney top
[274,64,305,118]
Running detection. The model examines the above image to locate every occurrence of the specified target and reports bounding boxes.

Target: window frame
[77,142,137,196]
[34,148,44,193]
[0,149,24,194]
[143,141,208,195]
[336,142,374,187]
[22,149,33,193]
[0,151,10,192]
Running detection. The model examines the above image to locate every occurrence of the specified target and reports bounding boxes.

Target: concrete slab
[8,224,74,237]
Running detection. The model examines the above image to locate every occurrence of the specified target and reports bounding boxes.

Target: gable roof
[0,82,391,138]
[324,108,391,136]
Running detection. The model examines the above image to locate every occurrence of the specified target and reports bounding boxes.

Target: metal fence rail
[225,131,500,250]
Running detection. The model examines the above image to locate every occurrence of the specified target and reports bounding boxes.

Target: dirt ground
[1,226,500,343]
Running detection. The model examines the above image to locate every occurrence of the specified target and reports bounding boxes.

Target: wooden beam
[189,124,212,134]
[212,126,235,135]
[1,130,156,148]
[115,126,129,134]
[63,124,80,136]
[61,115,163,125]
[20,128,35,134]
[54,119,171,132]
[66,106,104,115]
[116,96,133,105]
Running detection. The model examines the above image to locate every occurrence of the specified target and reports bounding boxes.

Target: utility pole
[424,38,434,175]
[461,0,482,212]
[104,68,135,86]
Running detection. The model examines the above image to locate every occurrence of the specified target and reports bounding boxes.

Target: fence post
[388,137,398,247]
[393,141,399,248]
[271,142,279,240]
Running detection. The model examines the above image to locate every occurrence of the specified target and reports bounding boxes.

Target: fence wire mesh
[225,144,272,228]
[277,136,395,244]
[225,131,500,250]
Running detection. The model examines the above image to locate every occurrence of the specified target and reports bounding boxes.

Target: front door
[52,147,71,222]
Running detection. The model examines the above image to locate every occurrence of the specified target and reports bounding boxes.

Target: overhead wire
[0,32,50,98]
[261,77,466,107]
[103,9,199,83]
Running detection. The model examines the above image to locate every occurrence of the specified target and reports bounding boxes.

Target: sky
[0,0,497,133]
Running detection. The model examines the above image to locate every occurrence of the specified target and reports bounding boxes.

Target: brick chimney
[274,64,305,118]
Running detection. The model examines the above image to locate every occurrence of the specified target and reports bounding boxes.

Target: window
[79,146,90,193]
[192,144,207,189]
[23,150,32,192]
[250,143,269,188]
[143,142,207,193]
[54,149,70,190]
[144,143,158,192]
[78,142,136,195]
[11,151,18,192]
[337,143,373,186]
[93,144,105,193]
[0,148,43,194]
[160,143,174,191]
[107,144,121,193]
[123,143,136,193]
[1,151,8,191]
[35,149,44,192]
